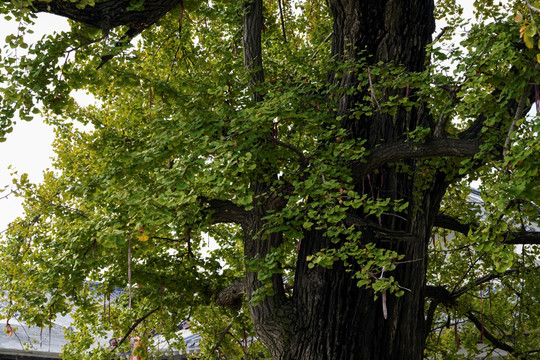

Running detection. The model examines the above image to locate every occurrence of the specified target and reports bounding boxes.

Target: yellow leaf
[138,235,149,242]
[520,23,527,38]
[537,53,540,63]
[524,27,536,49]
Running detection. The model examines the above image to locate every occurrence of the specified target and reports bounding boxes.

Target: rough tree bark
[239,0,442,359]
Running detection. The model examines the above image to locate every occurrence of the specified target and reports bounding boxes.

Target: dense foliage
[0,0,539,359]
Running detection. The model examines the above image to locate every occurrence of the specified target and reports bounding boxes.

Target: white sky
[0,14,70,232]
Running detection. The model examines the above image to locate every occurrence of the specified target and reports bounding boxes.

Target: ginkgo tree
[0,0,539,359]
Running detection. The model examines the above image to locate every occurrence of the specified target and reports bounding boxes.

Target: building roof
[0,296,200,359]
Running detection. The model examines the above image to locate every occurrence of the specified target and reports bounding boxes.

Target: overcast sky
[0,14,70,232]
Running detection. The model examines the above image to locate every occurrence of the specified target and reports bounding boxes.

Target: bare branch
[208,318,236,355]
[451,270,518,299]
[268,135,309,168]
[465,310,516,354]
[424,299,440,342]
[526,0,540,14]
[114,307,159,351]
[0,189,15,200]
[311,32,333,60]
[352,138,480,181]
[503,85,532,158]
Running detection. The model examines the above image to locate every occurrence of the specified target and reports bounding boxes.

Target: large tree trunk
[243,1,440,359]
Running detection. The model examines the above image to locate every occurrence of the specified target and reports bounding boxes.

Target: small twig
[526,0,540,13]
[449,251,485,294]
[11,316,32,344]
[311,32,333,60]
[396,284,411,292]
[278,0,287,42]
[393,258,423,265]
[0,189,15,200]
[381,212,408,222]
[209,318,237,355]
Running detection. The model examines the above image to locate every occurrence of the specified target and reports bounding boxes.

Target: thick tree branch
[202,198,249,225]
[426,269,518,304]
[504,231,540,245]
[352,138,480,181]
[426,283,531,356]
[424,285,452,304]
[267,135,309,167]
[242,0,264,102]
[424,299,440,342]
[458,114,487,140]
[434,214,540,245]
[29,0,179,34]
[433,214,471,234]
[215,279,246,311]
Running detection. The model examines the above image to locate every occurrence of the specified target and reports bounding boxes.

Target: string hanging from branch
[159,284,163,334]
[454,300,460,349]
[128,233,132,310]
[480,284,484,342]
[48,308,52,352]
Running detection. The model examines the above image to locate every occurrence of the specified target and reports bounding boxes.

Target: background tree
[0,0,539,359]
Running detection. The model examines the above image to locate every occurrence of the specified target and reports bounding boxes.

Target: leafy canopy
[0,0,539,358]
